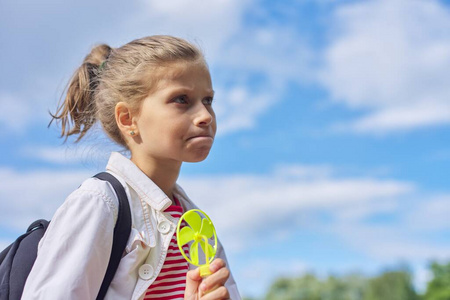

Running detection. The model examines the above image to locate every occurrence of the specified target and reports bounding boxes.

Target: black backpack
[0,172,131,300]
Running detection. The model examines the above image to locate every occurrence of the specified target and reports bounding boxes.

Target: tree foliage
[263,267,423,300]
[363,270,419,300]
[258,261,450,300]
[424,261,450,300]
[265,273,367,300]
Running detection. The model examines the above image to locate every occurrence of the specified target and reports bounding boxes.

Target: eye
[202,97,214,106]
[173,95,188,104]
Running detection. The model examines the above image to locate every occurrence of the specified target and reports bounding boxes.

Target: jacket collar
[106,152,172,212]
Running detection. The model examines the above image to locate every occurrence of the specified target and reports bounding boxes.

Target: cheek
[208,109,217,133]
[163,120,189,142]
[212,115,218,134]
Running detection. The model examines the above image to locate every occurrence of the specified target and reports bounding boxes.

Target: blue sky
[1,0,449,298]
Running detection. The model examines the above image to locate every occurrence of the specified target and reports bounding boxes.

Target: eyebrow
[165,85,215,96]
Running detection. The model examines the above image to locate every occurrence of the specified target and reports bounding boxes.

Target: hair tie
[99,48,112,72]
[99,61,107,71]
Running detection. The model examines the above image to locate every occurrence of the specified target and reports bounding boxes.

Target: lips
[187,133,214,141]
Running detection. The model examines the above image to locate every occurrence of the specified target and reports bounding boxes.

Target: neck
[130,155,181,201]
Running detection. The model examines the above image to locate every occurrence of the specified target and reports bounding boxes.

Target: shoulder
[61,174,121,223]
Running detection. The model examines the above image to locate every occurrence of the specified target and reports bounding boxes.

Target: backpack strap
[94,172,132,300]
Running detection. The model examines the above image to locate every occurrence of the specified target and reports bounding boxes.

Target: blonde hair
[51,35,205,147]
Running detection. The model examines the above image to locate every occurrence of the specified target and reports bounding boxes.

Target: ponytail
[50,44,112,142]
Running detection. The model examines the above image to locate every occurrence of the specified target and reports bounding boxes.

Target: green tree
[363,270,419,300]
[264,273,367,300]
[424,261,450,300]
[265,274,322,300]
[321,274,367,300]
[262,266,424,300]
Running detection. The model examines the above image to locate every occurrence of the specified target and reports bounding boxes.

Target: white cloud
[132,0,252,62]
[178,164,450,270]
[0,168,92,232]
[179,165,415,250]
[20,146,86,165]
[320,0,450,134]
[0,92,34,133]
[274,164,334,180]
[327,193,450,265]
[217,25,315,86]
[333,199,398,222]
[405,194,450,231]
[20,140,121,166]
[214,86,278,134]
[333,102,450,134]
[334,222,450,262]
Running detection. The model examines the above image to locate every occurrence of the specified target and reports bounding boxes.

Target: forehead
[152,60,212,89]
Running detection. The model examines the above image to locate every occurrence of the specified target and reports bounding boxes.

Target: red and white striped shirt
[144,201,189,300]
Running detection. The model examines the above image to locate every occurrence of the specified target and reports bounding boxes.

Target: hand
[184,258,230,299]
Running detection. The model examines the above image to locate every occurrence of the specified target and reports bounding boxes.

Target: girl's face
[131,61,216,164]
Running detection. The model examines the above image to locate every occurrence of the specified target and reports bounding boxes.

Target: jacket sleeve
[216,239,242,300]
[22,179,118,300]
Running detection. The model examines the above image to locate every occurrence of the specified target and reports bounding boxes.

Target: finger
[185,268,202,299]
[200,258,227,293]
[201,266,230,295]
[200,286,230,300]
[209,258,226,273]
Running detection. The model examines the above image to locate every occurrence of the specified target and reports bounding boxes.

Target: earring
[130,130,136,136]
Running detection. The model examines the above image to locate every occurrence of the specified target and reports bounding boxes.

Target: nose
[193,105,214,127]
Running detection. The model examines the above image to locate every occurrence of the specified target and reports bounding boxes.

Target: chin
[184,149,211,163]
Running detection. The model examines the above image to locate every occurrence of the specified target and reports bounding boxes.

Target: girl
[22,35,240,300]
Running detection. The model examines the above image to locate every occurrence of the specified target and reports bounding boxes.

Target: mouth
[187,134,214,141]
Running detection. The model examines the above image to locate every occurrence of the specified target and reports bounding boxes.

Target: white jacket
[22,152,241,300]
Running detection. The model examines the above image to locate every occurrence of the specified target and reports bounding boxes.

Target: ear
[115,102,138,137]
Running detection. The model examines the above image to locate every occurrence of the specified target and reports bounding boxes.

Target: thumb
[184,268,202,299]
